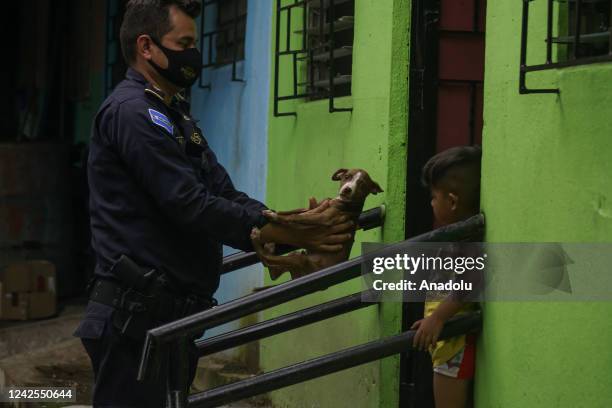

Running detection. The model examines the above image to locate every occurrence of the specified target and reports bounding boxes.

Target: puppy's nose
[343,187,352,194]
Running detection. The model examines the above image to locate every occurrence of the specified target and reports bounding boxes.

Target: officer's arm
[208,157,268,214]
[111,100,266,251]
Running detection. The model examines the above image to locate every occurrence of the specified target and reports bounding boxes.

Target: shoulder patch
[148,108,174,135]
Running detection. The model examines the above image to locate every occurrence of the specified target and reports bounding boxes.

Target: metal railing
[192,312,481,407]
[137,211,484,408]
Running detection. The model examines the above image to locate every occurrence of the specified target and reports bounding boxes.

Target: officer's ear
[136,35,154,61]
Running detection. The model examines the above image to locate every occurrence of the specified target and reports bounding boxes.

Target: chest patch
[148,108,174,135]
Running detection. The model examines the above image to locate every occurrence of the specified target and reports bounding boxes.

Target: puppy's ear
[370,182,384,195]
[332,168,348,181]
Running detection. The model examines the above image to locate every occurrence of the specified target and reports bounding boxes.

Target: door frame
[400,0,440,406]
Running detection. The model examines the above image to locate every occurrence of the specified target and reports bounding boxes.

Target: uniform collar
[128,67,191,112]
[129,66,170,106]
[126,67,147,85]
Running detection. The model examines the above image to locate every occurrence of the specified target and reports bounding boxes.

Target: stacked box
[0,260,56,320]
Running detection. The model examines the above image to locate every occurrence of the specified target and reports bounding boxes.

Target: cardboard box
[27,291,56,319]
[0,260,56,293]
[2,292,29,320]
[1,291,56,320]
[0,260,57,320]
[0,262,30,292]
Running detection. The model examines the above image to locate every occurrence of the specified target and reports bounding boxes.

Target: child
[411,145,482,408]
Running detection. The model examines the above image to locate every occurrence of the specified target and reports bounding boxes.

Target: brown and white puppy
[252,168,383,281]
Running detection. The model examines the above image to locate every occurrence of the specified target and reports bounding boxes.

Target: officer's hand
[258,221,354,253]
[293,219,354,252]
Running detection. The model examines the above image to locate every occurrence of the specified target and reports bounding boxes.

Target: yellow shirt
[424,301,477,366]
[423,243,482,366]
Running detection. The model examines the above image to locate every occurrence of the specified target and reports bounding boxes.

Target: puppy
[252,168,383,280]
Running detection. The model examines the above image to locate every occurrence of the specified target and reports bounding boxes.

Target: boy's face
[430,187,457,226]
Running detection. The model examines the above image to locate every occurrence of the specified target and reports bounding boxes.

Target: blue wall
[190,1,272,337]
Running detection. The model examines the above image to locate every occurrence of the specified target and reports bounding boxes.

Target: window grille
[199,0,247,89]
[520,0,612,94]
[274,0,355,116]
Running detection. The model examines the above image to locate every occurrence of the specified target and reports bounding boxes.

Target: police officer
[74,1,353,406]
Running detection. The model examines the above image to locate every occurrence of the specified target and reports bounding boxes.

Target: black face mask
[148,37,202,89]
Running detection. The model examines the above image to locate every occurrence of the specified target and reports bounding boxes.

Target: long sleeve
[108,98,266,251]
[207,156,268,214]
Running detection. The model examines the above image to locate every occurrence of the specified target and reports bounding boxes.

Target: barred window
[273,0,355,116]
[213,0,247,66]
[519,0,612,94]
[200,0,247,88]
[562,0,610,59]
[305,0,354,100]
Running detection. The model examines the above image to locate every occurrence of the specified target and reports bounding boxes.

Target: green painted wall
[478,1,612,407]
[262,0,409,406]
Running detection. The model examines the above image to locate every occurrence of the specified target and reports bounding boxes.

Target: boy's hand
[411,315,445,351]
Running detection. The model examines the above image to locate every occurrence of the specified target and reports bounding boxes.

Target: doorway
[401,0,486,406]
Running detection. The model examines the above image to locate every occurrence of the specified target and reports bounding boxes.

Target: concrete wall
[72,0,107,145]
[190,1,272,343]
[261,1,409,406]
[0,144,75,297]
[477,1,612,406]
[73,76,105,145]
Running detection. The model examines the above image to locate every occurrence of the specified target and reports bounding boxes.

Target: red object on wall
[436,0,486,152]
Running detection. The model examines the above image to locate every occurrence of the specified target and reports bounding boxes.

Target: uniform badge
[148,109,174,135]
[191,132,203,145]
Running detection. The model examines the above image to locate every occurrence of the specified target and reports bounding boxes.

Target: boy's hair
[421,145,482,209]
[120,0,201,65]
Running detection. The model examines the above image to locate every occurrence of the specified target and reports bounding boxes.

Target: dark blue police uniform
[74,67,267,407]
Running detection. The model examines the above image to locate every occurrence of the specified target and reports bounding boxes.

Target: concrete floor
[0,298,271,407]
[0,298,93,406]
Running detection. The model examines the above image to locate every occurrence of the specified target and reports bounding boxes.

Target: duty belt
[88,278,217,322]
